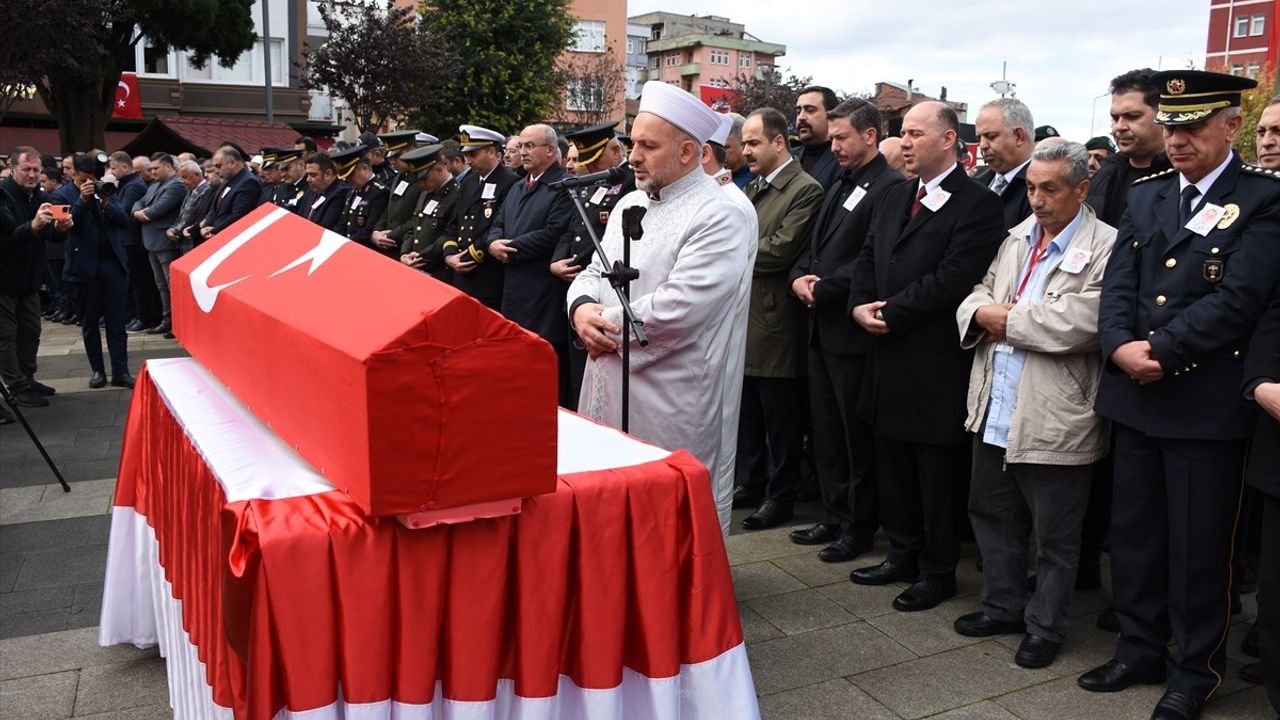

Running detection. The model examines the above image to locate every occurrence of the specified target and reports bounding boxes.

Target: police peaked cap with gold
[329,145,364,180]
[400,143,445,178]
[378,130,420,159]
[1152,70,1257,125]
[259,148,281,169]
[458,124,505,153]
[274,148,303,165]
[565,121,620,165]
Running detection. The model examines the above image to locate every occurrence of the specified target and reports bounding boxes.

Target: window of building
[1235,15,1250,37]
[1247,62,1261,78]
[740,55,752,68]
[566,78,604,112]
[139,38,175,77]
[650,56,660,69]
[709,50,729,65]
[626,39,634,54]
[306,0,326,35]
[572,20,605,52]
[1252,15,1265,36]
[183,38,284,85]
[1231,64,1245,76]
[665,54,678,67]
[706,78,729,88]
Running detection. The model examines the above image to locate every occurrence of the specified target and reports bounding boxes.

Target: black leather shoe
[741,500,793,530]
[61,314,79,326]
[731,485,762,509]
[789,523,839,546]
[89,371,107,389]
[110,373,136,389]
[13,388,49,407]
[1150,690,1204,720]
[818,534,872,563]
[1096,606,1120,632]
[125,319,146,333]
[1077,659,1167,693]
[0,406,13,425]
[954,611,1026,637]
[1242,623,1259,658]
[893,578,956,612]
[850,560,918,586]
[147,322,171,335]
[28,380,56,396]
[1239,661,1263,684]
[1014,634,1062,668]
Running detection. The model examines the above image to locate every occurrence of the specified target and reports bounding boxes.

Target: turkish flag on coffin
[167,205,559,516]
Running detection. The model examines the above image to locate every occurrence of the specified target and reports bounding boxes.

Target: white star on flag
[117,99,126,108]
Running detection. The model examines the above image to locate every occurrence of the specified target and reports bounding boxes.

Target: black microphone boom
[549,166,625,189]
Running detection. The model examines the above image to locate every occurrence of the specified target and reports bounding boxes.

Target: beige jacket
[956,205,1116,465]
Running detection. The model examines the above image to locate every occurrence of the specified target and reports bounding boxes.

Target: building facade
[1205,0,1279,78]
[628,12,785,96]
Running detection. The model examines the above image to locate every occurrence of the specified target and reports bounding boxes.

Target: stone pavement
[0,319,1272,719]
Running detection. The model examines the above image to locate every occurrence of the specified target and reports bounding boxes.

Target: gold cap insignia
[1166,78,1186,95]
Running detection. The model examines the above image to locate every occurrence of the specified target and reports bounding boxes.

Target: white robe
[568,168,757,536]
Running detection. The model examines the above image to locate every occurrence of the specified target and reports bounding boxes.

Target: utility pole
[262,0,275,123]
[990,61,1015,98]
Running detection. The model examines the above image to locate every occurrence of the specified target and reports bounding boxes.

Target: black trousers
[876,437,966,581]
[808,348,878,539]
[552,342,573,409]
[1110,422,1247,699]
[1260,491,1280,714]
[73,260,130,377]
[736,375,805,503]
[125,243,160,326]
[565,334,587,412]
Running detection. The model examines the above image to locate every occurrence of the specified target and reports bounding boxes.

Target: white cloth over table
[569,169,758,536]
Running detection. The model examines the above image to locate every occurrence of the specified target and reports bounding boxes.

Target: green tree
[727,68,815,122]
[415,0,576,135]
[1,0,256,153]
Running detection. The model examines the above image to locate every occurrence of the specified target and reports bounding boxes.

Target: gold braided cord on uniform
[572,137,610,165]
[468,245,486,263]
[405,159,437,174]
[1155,100,1231,122]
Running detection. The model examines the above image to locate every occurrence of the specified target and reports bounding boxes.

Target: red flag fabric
[113,72,142,119]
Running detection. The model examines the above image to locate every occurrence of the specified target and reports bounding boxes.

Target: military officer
[396,144,459,284]
[442,124,520,311]
[300,151,351,231]
[1080,70,1280,720]
[358,131,397,187]
[256,149,283,206]
[333,146,390,253]
[372,130,431,256]
[276,149,310,212]
[549,121,635,410]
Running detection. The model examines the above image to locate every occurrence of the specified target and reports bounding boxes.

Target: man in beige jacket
[953,140,1115,669]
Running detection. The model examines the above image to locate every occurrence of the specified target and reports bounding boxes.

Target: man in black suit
[792,86,842,191]
[487,123,574,405]
[788,98,903,562]
[1080,70,1280,720]
[200,146,262,240]
[847,100,1005,613]
[442,125,520,311]
[299,153,351,232]
[973,98,1035,231]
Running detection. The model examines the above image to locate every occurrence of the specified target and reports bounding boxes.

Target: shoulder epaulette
[1242,164,1280,180]
[1131,167,1175,185]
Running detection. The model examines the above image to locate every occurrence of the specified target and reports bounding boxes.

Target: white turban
[709,113,733,147]
[638,81,722,146]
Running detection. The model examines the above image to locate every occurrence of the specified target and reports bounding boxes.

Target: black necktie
[752,181,769,205]
[1179,185,1200,227]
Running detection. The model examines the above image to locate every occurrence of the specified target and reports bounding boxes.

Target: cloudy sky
[628,0,1212,142]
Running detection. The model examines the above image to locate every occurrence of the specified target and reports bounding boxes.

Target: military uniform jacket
[338,180,390,251]
[552,164,636,268]
[1096,156,1280,440]
[301,180,351,232]
[282,178,311,213]
[374,171,423,238]
[399,178,459,281]
[974,162,1033,232]
[789,153,905,355]
[371,162,395,188]
[847,164,1005,445]
[258,181,282,207]
[442,165,520,308]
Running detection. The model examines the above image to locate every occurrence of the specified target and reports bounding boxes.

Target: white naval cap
[709,112,733,147]
[415,132,439,144]
[458,124,505,151]
[638,81,721,145]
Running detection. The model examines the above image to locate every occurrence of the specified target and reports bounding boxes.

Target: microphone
[622,206,646,241]
[549,166,625,189]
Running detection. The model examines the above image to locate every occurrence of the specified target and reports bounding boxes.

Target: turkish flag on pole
[113,71,142,119]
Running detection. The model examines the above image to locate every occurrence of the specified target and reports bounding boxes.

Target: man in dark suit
[847,100,1005,612]
[973,98,1035,231]
[788,98,903,561]
[298,152,351,231]
[1080,70,1280,720]
[169,159,215,254]
[488,123,575,405]
[443,125,520,312]
[106,152,157,333]
[792,86,842,191]
[131,153,186,336]
[200,146,262,240]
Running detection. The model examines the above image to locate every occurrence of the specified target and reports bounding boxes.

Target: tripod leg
[0,387,71,493]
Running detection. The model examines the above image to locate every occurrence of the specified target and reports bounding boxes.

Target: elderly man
[879,137,909,177]
[169,160,214,256]
[132,153,186,336]
[954,141,1115,669]
[1258,96,1280,170]
[974,98,1036,231]
[1080,70,1280,720]
[848,101,1005,612]
[569,81,758,535]
[723,112,753,189]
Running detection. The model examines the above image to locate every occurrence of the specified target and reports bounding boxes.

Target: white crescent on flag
[117,80,130,99]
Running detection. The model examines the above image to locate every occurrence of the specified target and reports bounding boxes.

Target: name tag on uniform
[589,186,608,204]
[424,199,439,215]
[481,182,496,200]
[1185,202,1226,237]
[311,195,326,209]
[921,187,951,212]
[350,193,362,210]
[393,180,408,197]
[1060,248,1092,274]
[842,186,867,211]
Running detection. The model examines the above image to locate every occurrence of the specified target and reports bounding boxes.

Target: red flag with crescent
[113,71,142,119]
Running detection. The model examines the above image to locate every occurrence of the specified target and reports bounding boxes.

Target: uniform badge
[484,207,492,218]
[357,217,365,227]
[1217,203,1239,230]
[1203,259,1224,283]
[431,218,439,229]
[1166,78,1186,95]
[599,211,610,225]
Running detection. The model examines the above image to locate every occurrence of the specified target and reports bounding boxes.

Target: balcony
[679,63,701,77]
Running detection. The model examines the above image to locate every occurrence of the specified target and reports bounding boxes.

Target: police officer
[256,149,283,206]
[358,131,397,187]
[372,130,431,256]
[333,146,389,253]
[442,124,520,311]
[396,144,459,284]
[1080,70,1280,720]
[276,149,310,212]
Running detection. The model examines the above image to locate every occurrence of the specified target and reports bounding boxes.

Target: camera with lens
[95,177,117,197]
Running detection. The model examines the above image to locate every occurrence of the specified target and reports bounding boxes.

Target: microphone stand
[1,381,71,492]
[565,191,647,432]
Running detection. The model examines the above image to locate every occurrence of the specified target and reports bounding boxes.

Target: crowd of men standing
[1,65,1279,720]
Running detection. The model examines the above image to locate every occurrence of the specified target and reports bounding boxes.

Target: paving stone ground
[0,320,1272,719]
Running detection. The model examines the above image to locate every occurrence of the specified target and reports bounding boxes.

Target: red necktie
[524,176,534,191]
[910,185,926,217]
